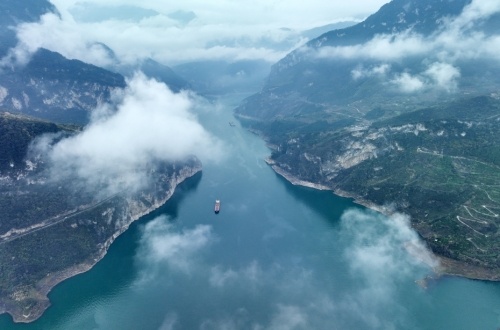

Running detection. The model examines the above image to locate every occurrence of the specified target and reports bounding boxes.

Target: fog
[30,73,223,195]
[312,0,500,93]
[5,0,389,68]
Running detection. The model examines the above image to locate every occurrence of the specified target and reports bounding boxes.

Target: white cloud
[138,215,213,274]
[2,0,389,67]
[307,0,500,96]
[129,207,438,329]
[209,266,238,288]
[424,62,461,91]
[158,313,179,330]
[316,31,431,62]
[338,208,438,329]
[390,72,425,93]
[389,62,461,93]
[351,63,391,80]
[314,0,500,65]
[451,0,500,30]
[31,73,223,194]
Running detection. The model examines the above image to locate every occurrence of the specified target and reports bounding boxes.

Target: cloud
[390,72,425,93]
[307,0,500,96]
[450,0,500,30]
[29,73,223,194]
[351,63,391,80]
[158,313,179,330]
[137,215,213,274]
[1,0,389,67]
[424,62,461,91]
[314,0,500,64]
[208,266,238,288]
[267,305,308,330]
[338,208,438,329]
[389,62,461,93]
[127,206,438,329]
[316,31,431,62]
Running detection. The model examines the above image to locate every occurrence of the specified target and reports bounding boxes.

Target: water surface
[2,94,499,329]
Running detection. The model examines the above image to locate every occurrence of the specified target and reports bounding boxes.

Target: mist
[3,0,389,69]
[29,73,223,195]
[122,207,438,330]
[311,0,500,94]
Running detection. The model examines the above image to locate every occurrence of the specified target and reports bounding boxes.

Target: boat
[229,121,235,127]
[214,199,221,214]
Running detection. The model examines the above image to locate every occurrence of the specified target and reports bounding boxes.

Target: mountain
[174,60,272,96]
[0,3,201,323]
[0,112,202,323]
[235,0,500,121]
[300,21,358,40]
[0,48,126,124]
[235,0,500,279]
[0,0,56,57]
[0,112,78,174]
[112,58,191,93]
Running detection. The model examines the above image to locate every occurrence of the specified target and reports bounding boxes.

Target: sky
[11,0,390,67]
[17,0,390,193]
[17,0,500,191]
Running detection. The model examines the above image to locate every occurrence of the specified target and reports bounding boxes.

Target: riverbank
[0,165,202,323]
[266,160,500,282]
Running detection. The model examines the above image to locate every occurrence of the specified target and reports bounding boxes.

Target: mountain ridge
[235,0,500,278]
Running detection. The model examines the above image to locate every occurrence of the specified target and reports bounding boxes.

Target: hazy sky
[13,0,390,67]
[20,0,500,195]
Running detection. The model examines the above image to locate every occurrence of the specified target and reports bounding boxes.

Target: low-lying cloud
[312,0,500,94]
[129,207,438,329]
[30,73,223,194]
[137,215,213,276]
[1,0,389,68]
[338,208,438,329]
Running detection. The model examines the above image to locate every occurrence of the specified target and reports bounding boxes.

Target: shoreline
[267,160,500,282]
[1,166,202,324]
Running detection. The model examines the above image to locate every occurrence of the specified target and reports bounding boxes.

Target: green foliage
[0,112,78,174]
[241,95,500,272]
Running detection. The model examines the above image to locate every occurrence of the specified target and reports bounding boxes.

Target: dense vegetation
[235,0,500,278]
[238,96,500,276]
[0,113,201,321]
[0,112,78,174]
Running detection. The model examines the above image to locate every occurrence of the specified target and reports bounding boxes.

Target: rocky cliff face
[235,0,500,278]
[0,49,126,124]
[0,135,202,322]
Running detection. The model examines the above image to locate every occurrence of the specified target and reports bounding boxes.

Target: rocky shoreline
[1,165,202,323]
[267,160,500,282]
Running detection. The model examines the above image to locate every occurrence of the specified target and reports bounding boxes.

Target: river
[1,93,499,329]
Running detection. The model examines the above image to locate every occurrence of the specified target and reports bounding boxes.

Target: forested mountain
[0,2,201,322]
[235,0,500,278]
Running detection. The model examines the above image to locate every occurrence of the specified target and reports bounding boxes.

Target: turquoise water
[1,94,499,329]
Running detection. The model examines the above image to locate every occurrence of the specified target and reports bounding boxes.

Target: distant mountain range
[235,0,500,279]
[0,0,194,125]
[2,0,500,322]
